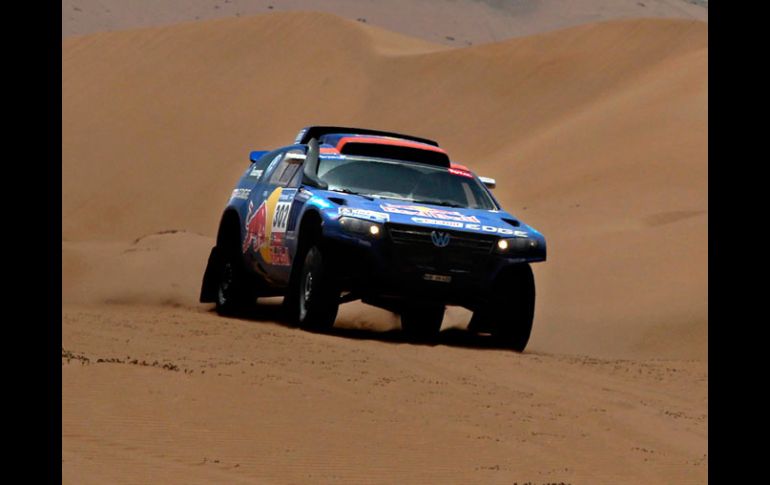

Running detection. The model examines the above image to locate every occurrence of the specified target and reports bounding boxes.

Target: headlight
[339,217,383,238]
[496,237,538,253]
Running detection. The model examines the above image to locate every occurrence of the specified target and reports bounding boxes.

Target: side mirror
[302,138,329,189]
[249,150,269,164]
[479,176,496,189]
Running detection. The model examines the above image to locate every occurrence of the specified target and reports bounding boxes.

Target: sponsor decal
[513,230,529,237]
[448,167,473,178]
[464,224,515,235]
[242,200,268,253]
[259,188,293,264]
[231,188,251,200]
[270,245,291,266]
[338,207,390,223]
[411,217,462,228]
[272,200,292,234]
[320,153,346,160]
[269,233,291,266]
[278,188,298,202]
[320,147,346,160]
[242,187,296,267]
[410,217,515,234]
[249,167,264,178]
[380,203,480,223]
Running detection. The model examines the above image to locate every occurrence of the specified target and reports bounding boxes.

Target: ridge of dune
[63,12,705,239]
[62,0,708,44]
[63,11,706,361]
[63,10,448,56]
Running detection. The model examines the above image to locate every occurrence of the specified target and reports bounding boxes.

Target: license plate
[423,274,451,283]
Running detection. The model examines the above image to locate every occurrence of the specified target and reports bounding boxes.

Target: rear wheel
[400,304,445,342]
[472,264,535,352]
[215,249,255,316]
[293,245,340,330]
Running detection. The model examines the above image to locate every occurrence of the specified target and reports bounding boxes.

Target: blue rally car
[200,126,546,351]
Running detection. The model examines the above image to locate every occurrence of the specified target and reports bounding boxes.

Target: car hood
[319,192,542,239]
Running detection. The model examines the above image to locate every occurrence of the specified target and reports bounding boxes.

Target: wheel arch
[200,208,243,303]
[287,209,324,288]
[217,208,242,251]
[297,209,323,245]
[494,261,534,285]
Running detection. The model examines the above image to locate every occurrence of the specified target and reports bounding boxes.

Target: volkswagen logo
[431,231,451,248]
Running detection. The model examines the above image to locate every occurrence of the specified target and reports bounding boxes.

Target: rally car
[200,126,546,351]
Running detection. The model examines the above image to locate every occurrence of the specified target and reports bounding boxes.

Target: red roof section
[335,136,448,154]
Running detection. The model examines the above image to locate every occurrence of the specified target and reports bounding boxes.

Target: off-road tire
[473,263,535,352]
[294,245,340,330]
[400,304,445,342]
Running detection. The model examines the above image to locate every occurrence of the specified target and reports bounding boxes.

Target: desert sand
[62,10,707,484]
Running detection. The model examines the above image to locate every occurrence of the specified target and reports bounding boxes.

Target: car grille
[387,224,496,275]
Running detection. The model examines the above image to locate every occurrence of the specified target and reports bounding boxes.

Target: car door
[241,150,285,271]
[243,146,306,285]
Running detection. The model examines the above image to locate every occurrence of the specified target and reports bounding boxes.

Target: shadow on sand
[212,300,520,352]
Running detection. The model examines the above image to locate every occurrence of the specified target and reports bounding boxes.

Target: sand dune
[63,12,706,360]
[62,0,707,45]
[62,12,707,483]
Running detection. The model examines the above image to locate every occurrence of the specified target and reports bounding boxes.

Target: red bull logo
[380,203,480,223]
[242,200,268,253]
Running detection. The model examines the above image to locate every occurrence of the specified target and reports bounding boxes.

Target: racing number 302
[273,202,291,232]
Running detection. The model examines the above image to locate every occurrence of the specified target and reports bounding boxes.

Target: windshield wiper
[329,188,375,201]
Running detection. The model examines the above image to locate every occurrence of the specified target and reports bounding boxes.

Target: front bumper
[324,222,545,308]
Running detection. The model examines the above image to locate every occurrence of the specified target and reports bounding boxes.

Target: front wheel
[473,264,535,352]
[293,245,340,330]
[400,304,445,342]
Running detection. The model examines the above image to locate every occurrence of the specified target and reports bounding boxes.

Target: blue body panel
[249,150,269,163]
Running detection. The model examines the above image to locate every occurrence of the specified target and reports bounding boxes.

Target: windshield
[318,157,497,210]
